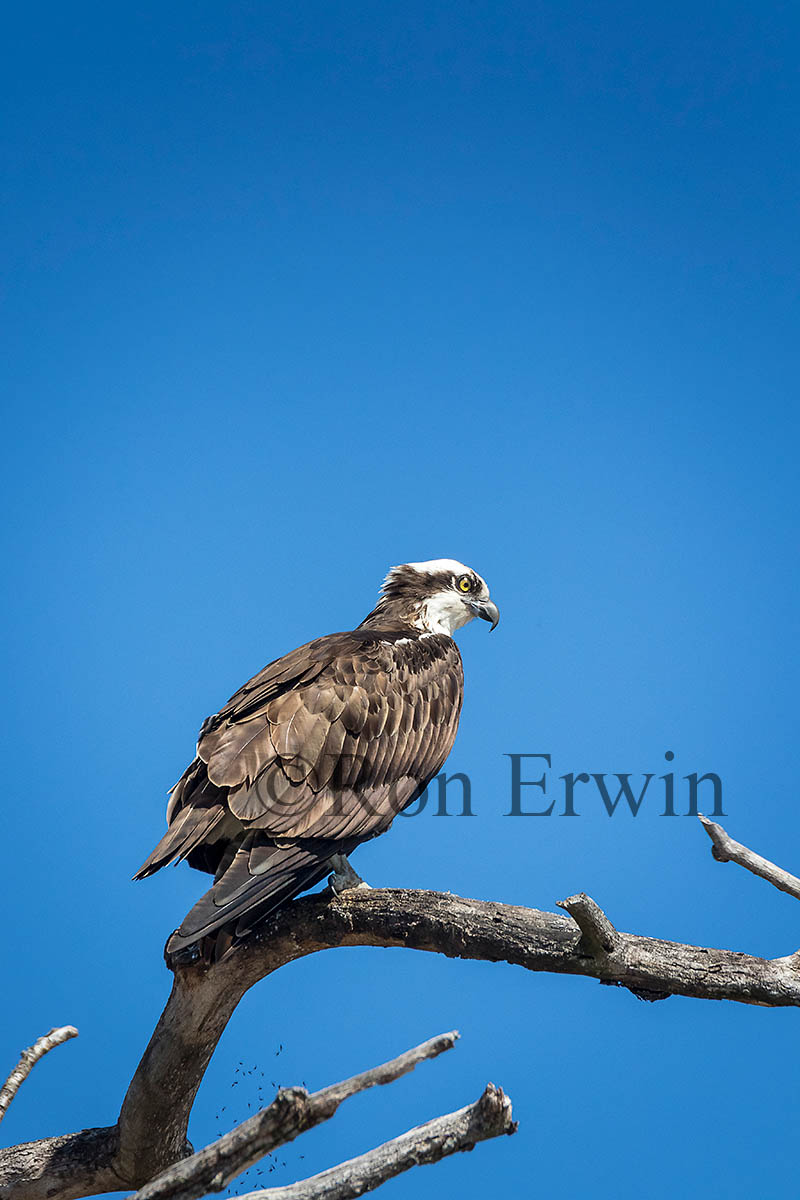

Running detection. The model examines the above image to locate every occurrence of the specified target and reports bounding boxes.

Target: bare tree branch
[5,817,800,1200]
[699,816,800,901]
[234,1083,516,1200]
[0,1129,122,1200]
[128,1032,459,1200]
[0,1027,79,1126]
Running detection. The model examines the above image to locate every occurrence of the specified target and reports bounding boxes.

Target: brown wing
[134,633,343,880]
[196,630,463,842]
[136,628,462,955]
[134,631,463,954]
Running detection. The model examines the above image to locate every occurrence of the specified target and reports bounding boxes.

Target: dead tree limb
[232,1083,515,1200]
[0,1027,79,1127]
[3,819,800,1200]
[699,815,800,900]
[128,1031,460,1200]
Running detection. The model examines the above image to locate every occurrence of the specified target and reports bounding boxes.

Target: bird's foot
[328,854,371,896]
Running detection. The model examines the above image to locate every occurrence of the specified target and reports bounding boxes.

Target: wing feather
[141,628,465,954]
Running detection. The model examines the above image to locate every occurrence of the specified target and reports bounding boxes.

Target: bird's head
[369,558,500,636]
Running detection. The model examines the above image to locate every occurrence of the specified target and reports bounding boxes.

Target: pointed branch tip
[0,1026,79,1127]
[698,815,800,902]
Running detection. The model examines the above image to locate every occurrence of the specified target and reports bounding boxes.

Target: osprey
[136,559,499,958]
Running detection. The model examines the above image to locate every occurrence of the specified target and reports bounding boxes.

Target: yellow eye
[458,575,472,593]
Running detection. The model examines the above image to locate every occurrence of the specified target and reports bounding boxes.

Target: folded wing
[135,630,463,955]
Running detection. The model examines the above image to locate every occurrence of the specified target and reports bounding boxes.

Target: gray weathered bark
[128,1032,461,1200]
[230,1084,515,1200]
[1,818,797,1200]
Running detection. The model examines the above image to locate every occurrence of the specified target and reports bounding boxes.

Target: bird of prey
[135,559,499,959]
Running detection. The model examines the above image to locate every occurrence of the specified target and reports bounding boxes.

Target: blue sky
[2,4,799,1197]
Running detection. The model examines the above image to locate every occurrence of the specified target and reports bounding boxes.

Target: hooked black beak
[468,598,500,630]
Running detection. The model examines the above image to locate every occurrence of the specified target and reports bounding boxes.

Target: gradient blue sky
[2,4,799,1198]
